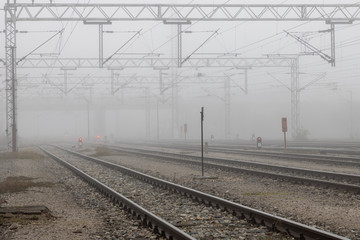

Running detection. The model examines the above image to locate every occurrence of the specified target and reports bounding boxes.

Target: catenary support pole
[5,2,17,152]
[99,24,103,68]
[331,24,335,67]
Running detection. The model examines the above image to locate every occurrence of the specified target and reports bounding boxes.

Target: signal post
[282,117,288,151]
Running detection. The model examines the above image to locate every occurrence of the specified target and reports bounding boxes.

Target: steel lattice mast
[5,2,17,152]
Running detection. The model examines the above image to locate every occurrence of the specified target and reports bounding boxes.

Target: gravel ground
[0,148,161,240]
[84,144,360,239]
[1,145,359,239]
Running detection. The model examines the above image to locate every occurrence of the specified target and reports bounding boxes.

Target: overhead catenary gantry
[3,56,292,139]
[1,55,296,139]
[5,2,360,151]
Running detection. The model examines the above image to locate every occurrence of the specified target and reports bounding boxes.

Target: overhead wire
[117,0,197,55]
[149,0,233,54]
[228,1,360,56]
[228,2,360,94]
[44,0,106,96]
[217,0,290,35]
[269,23,360,54]
[46,0,91,76]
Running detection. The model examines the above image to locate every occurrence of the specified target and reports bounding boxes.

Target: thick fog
[1,0,360,145]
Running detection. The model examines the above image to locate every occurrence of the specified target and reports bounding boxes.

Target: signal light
[78,137,83,142]
[256,136,262,149]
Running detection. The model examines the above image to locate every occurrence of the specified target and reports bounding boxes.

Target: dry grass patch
[0,149,44,161]
[0,206,54,229]
[0,176,54,195]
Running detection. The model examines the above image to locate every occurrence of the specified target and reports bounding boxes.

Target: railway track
[133,142,360,168]
[40,146,194,240]
[42,145,350,240]
[126,141,360,157]
[103,144,360,193]
[204,147,360,168]
[204,144,360,156]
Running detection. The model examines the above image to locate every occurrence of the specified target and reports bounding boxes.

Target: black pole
[87,101,90,140]
[200,107,204,177]
[157,100,159,142]
[11,47,17,152]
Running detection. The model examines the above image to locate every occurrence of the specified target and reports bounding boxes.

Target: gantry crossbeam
[5,4,360,22]
[3,57,292,69]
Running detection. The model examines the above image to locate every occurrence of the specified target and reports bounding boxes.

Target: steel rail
[210,140,360,150]
[206,147,360,168]
[209,146,360,163]
[210,154,360,183]
[185,142,360,161]
[121,140,360,160]
[39,146,195,240]
[56,145,349,240]
[105,145,360,193]
[144,142,360,167]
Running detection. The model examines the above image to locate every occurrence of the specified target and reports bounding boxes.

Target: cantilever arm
[17,29,64,64]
